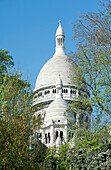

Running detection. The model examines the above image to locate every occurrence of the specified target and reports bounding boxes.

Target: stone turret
[56,20,65,54]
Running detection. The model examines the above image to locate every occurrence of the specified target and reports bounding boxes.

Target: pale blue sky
[0,0,105,88]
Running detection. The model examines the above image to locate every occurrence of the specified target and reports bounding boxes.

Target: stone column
[50,125,54,147]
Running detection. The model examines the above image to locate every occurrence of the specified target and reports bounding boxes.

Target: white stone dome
[35,53,73,90]
[44,97,68,123]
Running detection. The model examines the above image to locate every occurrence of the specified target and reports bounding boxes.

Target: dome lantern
[56,20,65,53]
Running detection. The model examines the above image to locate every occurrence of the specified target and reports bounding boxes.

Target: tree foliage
[0,49,14,85]
[0,50,45,169]
[70,0,111,115]
[0,72,33,169]
[67,0,111,160]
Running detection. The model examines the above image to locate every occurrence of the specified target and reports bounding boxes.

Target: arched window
[60,38,62,45]
[45,134,47,144]
[71,89,72,94]
[56,131,58,139]
[58,38,60,45]
[60,131,63,144]
[64,89,65,93]
[38,92,42,97]
[38,114,41,118]
[66,89,68,93]
[48,133,50,143]
[52,89,56,93]
[34,95,37,99]
[60,131,63,139]
[44,90,50,95]
[74,90,76,94]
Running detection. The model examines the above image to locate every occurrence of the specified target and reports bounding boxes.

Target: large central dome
[33,20,77,106]
[35,20,74,90]
[35,53,73,89]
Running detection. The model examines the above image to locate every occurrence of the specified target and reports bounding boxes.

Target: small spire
[56,74,62,86]
[59,20,61,25]
[56,75,63,98]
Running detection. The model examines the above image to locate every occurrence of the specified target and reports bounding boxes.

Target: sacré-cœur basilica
[32,20,90,149]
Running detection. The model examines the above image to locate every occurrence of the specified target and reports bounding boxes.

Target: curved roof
[35,53,74,90]
[44,97,68,123]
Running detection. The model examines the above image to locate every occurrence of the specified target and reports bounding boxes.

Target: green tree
[70,0,111,115]
[0,50,45,169]
[0,49,14,85]
[0,72,33,169]
[68,0,111,153]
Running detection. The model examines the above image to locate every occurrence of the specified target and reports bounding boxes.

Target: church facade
[33,21,90,148]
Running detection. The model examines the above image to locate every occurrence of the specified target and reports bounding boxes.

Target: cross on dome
[59,20,61,25]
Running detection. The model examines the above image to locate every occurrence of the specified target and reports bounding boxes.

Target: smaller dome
[56,20,65,37]
[44,97,68,123]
